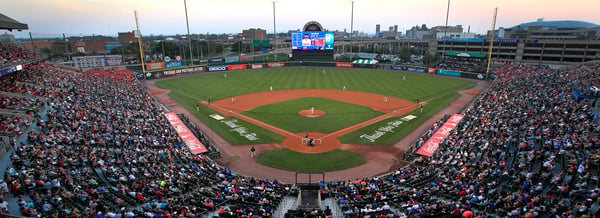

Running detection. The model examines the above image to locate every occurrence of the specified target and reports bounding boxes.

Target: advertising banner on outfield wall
[227,65,247,71]
[251,64,263,69]
[460,72,485,80]
[166,61,183,68]
[145,62,165,70]
[162,66,204,76]
[164,112,208,154]
[437,69,462,77]
[225,56,240,63]
[336,62,353,68]
[268,62,285,68]
[240,56,254,62]
[428,68,436,74]
[406,67,427,73]
[416,114,464,157]
[391,66,407,71]
[208,65,228,72]
[208,57,225,64]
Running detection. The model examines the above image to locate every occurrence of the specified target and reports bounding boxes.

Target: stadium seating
[1,45,600,217]
[325,61,600,217]
[0,43,41,68]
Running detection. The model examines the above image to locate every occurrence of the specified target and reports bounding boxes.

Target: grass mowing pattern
[256,148,366,172]
[241,97,384,134]
[338,92,461,145]
[156,68,475,145]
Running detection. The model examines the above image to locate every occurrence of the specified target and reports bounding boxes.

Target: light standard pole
[441,0,450,59]
[273,1,277,61]
[350,1,354,55]
[184,0,194,65]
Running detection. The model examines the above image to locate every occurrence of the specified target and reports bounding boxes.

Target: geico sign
[209,66,227,71]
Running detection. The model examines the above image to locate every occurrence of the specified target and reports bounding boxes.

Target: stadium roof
[0,13,28,31]
[509,20,599,30]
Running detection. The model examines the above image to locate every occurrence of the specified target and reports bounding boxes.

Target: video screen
[291,32,334,50]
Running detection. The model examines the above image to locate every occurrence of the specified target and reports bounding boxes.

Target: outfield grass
[241,97,384,134]
[155,67,475,145]
[256,148,366,172]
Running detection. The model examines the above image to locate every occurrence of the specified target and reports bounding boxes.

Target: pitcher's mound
[299,109,326,118]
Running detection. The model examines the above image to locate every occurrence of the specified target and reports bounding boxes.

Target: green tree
[231,41,251,53]
[399,47,415,62]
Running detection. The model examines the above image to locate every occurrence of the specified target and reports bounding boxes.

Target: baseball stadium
[2,1,600,217]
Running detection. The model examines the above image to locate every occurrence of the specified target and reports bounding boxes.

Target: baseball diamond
[151,67,480,177]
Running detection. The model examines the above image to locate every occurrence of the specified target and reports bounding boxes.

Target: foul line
[204,103,303,140]
[319,102,427,140]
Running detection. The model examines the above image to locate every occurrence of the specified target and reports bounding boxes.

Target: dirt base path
[145,76,489,183]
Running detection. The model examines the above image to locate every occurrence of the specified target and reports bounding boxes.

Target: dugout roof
[0,13,28,31]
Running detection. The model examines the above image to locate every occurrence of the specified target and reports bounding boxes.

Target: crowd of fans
[1,62,291,217]
[2,48,600,217]
[325,61,600,217]
[0,43,41,68]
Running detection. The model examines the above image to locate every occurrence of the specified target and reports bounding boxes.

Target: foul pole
[485,7,498,80]
[135,10,146,73]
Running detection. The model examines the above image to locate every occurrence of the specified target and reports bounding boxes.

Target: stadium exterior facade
[431,39,600,65]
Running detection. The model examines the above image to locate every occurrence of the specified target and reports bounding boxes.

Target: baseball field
[155,67,475,172]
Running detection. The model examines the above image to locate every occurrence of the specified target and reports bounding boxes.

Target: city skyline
[2,0,600,38]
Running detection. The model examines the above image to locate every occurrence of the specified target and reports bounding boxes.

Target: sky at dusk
[2,0,600,38]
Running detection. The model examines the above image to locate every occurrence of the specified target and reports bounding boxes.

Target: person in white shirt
[301,33,312,46]
[0,198,9,211]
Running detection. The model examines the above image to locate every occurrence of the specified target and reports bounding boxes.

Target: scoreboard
[291,32,334,51]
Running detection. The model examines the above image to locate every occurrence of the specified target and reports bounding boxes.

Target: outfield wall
[142,60,493,81]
